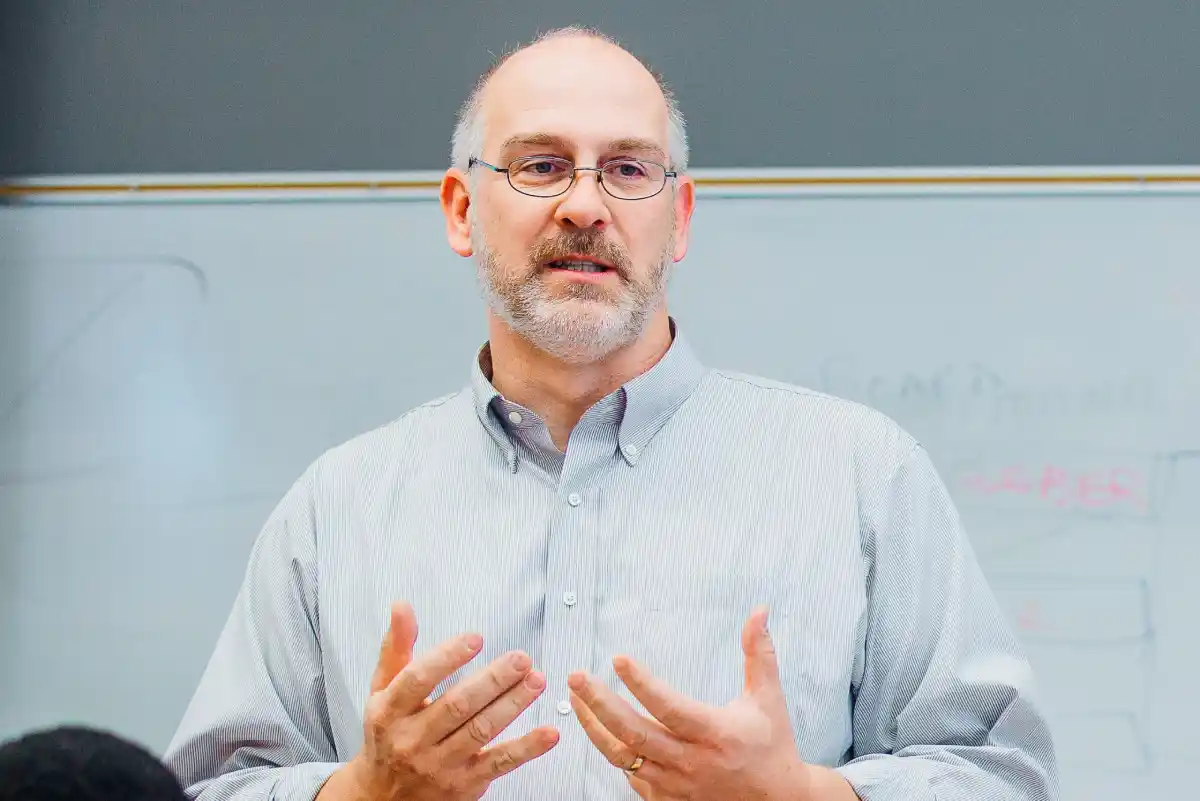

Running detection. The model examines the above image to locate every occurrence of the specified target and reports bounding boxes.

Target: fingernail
[567,673,585,691]
[510,651,531,670]
[465,633,483,652]
[525,672,545,690]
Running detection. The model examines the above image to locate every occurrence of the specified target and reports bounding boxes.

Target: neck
[486,311,673,451]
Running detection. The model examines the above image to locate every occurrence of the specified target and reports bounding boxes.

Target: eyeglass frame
[467,155,678,200]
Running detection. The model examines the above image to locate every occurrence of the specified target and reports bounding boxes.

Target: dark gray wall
[4,1,1200,175]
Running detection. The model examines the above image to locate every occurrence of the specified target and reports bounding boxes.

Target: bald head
[451,28,688,172]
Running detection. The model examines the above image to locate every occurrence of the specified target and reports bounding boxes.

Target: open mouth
[545,258,614,274]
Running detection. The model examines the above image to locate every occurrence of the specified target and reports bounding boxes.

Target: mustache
[528,231,631,276]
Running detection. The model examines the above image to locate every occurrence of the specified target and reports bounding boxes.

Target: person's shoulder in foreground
[0,725,187,801]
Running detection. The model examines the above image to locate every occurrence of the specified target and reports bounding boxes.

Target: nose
[553,168,613,231]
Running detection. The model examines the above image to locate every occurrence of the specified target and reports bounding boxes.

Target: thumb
[742,605,781,695]
[370,601,418,694]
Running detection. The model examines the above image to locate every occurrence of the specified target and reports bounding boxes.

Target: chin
[532,315,643,364]
[539,338,627,365]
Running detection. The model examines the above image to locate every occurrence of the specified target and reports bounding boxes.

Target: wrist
[315,756,372,801]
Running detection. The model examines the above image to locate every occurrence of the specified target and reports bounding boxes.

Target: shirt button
[556,700,571,715]
[626,444,639,457]
[507,410,523,425]
[567,492,582,507]
[563,591,578,607]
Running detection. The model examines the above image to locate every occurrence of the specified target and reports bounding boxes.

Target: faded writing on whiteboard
[816,359,1158,421]
[960,465,1150,510]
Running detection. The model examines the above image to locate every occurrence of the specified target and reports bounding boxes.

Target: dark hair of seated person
[0,725,187,801]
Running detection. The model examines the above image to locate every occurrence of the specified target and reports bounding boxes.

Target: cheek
[619,208,675,262]
[481,201,546,258]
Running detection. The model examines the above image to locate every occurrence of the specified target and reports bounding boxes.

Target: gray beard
[470,212,675,364]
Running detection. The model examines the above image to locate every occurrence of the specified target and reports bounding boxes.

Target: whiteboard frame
[4,166,1200,204]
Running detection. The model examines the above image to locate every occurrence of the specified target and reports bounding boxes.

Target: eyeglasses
[468,155,677,200]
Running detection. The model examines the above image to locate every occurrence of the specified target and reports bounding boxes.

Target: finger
[569,689,639,770]
[623,759,686,798]
[466,725,560,781]
[567,672,686,765]
[383,632,484,718]
[370,602,419,694]
[434,665,545,759]
[741,605,780,695]
[420,650,534,743]
[610,656,718,743]
[573,691,689,800]
[626,773,655,801]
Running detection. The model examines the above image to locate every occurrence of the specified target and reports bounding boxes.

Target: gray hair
[450,26,689,174]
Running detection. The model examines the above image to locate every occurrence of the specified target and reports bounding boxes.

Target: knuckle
[508,685,536,713]
[366,717,387,744]
[509,696,533,721]
[629,727,649,751]
[441,778,468,796]
[715,728,746,754]
[466,714,496,745]
[488,747,519,775]
[391,735,421,765]
[444,691,473,723]
[488,666,511,694]
[399,668,428,691]
[424,766,453,791]
[364,697,388,729]
[426,763,455,790]
[603,747,630,768]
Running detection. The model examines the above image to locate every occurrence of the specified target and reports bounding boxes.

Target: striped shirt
[164,324,1058,801]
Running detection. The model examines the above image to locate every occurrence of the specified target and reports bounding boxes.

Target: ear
[440,168,474,258]
[671,175,697,262]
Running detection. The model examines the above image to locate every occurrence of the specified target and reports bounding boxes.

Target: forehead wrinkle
[498,133,667,161]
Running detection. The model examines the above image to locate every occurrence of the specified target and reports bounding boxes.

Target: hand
[319,602,559,800]
[568,607,854,801]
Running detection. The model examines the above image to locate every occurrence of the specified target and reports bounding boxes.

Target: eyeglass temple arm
[467,157,508,173]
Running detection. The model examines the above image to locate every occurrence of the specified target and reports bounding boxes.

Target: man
[165,26,1058,801]
[0,725,188,801]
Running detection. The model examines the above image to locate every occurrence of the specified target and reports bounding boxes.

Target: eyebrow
[498,133,668,162]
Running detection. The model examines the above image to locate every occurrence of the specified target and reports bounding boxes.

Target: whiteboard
[2,169,1198,801]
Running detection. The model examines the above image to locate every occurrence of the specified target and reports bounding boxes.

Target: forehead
[481,38,669,155]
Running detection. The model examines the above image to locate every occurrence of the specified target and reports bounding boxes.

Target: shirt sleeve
[836,443,1059,801]
[163,463,343,801]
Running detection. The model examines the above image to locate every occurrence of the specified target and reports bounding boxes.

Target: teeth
[550,260,607,273]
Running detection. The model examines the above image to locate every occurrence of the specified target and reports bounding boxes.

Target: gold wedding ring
[624,755,645,775]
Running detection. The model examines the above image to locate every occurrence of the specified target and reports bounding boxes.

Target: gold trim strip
[3,173,1200,196]
[697,173,1200,186]
[0,179,439,195]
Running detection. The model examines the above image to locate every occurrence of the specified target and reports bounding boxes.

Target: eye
[607,160,649,179]
[515,158,569,176]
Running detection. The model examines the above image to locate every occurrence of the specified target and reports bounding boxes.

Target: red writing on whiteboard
[1016,600,1043,631]
[960,465,1149,510]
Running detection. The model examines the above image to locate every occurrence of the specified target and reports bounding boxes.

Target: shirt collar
[469,318,709,470]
